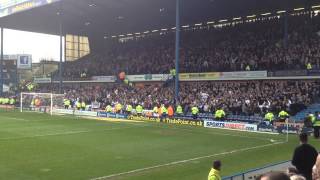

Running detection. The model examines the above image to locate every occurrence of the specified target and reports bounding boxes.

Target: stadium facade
[0,0,319,56]
[2,1,320,179]
[0,0,320,95]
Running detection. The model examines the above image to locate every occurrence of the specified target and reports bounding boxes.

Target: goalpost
[20,92,65,115]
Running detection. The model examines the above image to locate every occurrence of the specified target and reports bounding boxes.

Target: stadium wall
[47,108,305,135]
[88,32,108,54]
[40,71,320,84]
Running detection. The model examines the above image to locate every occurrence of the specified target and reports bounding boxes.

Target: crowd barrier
[0,104,15,110]
[52,109,74,115]
[97,111,128,119]
[222,161,292,180]
[52,109,128,119]
[257,122,304,134]
[49,109,305,134]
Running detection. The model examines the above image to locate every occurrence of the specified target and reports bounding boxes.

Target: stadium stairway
[162,75,174,87]
[292,103,320,122]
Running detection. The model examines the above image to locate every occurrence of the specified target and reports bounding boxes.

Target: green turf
[0,110,318,180]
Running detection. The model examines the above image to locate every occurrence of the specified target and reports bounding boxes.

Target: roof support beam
[175,0,180,103]
[0,27,3,95]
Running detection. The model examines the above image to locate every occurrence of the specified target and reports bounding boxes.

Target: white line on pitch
[0,116,54,122]
[0,116,29,121]
[0,126,141,141]
[155,125,276,141]
[90,141,285,180]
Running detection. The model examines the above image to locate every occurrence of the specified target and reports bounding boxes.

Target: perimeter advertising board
[126,74,169,82]
[97,112,127,119]
[52,109,74,115]
[33,77,51,83]
[179,71,267,81]
[274,122,303,134]
[91,76,116,82]
[74,110,97,117]
[128,115,204,126]
[204,120,258,132]
[221,71,267,79]
[179,72,220,81]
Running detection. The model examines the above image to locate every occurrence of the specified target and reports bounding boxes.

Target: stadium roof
[0,0,318,37]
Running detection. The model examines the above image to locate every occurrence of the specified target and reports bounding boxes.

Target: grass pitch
[0,110,318,180]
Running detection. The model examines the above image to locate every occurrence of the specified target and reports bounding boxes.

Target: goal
[20,92,65,115]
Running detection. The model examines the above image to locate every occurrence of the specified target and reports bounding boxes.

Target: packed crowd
[58,12,320,79]
[38,80,320,116]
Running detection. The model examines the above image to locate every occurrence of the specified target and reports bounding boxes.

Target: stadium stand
[55,12,320,79]
[292,103,320,121]
[47,11,320,120]
[38,79,320,117]
[2,1,320,180]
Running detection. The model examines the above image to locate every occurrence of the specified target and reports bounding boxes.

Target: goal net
[20,92,65,115]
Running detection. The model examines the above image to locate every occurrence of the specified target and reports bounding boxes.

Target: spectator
[290,175,306,180]
[287,167,300,177]
[208,160,221,180]
[312,154,320,180]
[257,171,290,180]
[292,133,318,180]
[37,79,320,117]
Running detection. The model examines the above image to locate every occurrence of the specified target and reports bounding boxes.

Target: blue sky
[2,28,61,63]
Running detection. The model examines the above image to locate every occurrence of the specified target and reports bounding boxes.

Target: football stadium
[1,0,320,180]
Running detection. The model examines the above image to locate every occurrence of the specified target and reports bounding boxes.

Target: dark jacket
[292,143,318,180]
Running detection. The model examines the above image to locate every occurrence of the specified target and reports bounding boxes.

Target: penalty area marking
[90,141,285,180]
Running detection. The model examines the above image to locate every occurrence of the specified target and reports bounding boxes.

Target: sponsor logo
[206,121,225,128]
[91,76,115,82]
[280,129,298,134]
[225,123,245,129]
[179,72,220,81]
[97,112,127,119]
[276,126,299,134]
[74,111,97,117]
[116,114,127,119]
[128,115,203,126]
[163,119,203,126]
[52,109,74,115]
[221,71,267,78]
[204,120,257,131]
[33,77,51,83]
[126,74,169,82]
[97,112,107,117]
[107,113,116,118]
[258,124,275,132]
[258,128,274,132]
[274,122,303,128]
